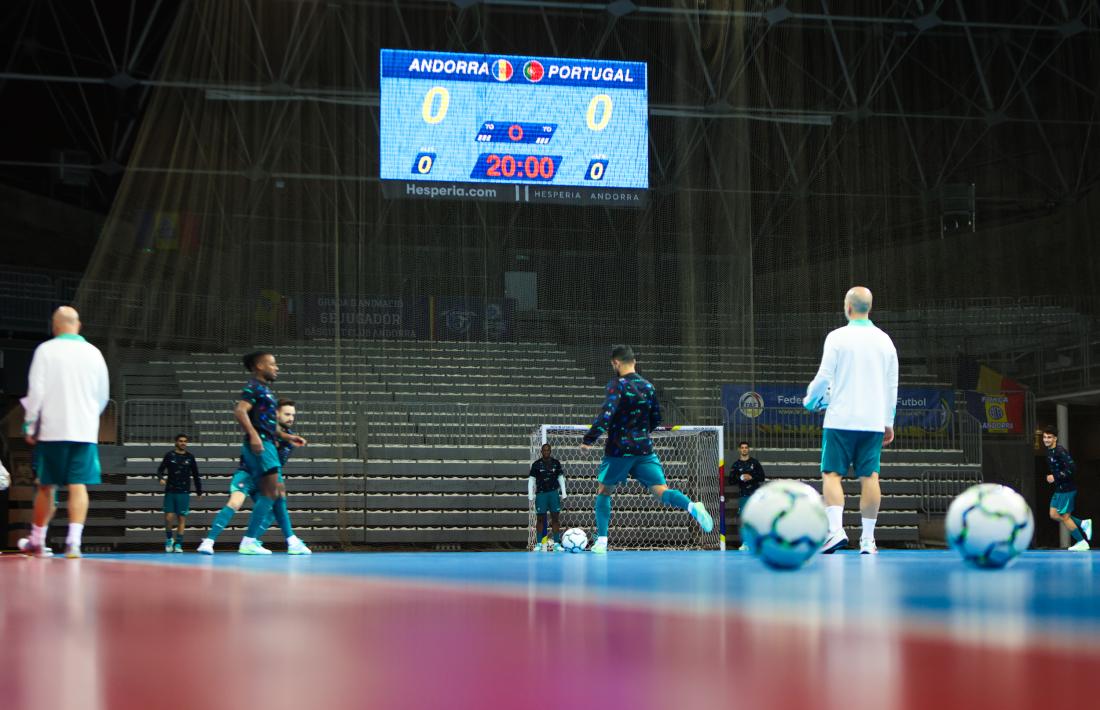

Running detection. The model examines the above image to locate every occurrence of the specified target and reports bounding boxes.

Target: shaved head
[844,287,873,317]
[52,306,81,335]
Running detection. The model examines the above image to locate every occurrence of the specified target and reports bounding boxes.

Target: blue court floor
[95,549,1100,646]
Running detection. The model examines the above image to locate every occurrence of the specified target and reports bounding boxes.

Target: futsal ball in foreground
[741,480,829,569]
[561,528,588,553]
[946,483,1034,568]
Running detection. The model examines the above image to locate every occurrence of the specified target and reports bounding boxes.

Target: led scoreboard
[380,49,648,206]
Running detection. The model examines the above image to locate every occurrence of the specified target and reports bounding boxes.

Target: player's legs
[593,483,615,552]
[549,511,561,546]
[858,473,881,554]
[1050,492,1088,548]
[239,442,281,554]
[22,484,58,555]
[536,511,548,549]
[821,472,847,552]
[268,480,309,553]
[164,511,178,551]
[199,489,248,553]
[820,428,855,553]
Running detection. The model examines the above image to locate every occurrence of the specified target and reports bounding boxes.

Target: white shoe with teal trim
[197,539,215,555]
[859,538,878,555]
[287,537,312,555]
[238,539,272,555]
[173,542,183,553]
[822,529,849,554]
[1082,519,1093,541]
[590,537,608,554]
[1068,540,1090,551]
[689,501,714,533]
[165,540,174,553]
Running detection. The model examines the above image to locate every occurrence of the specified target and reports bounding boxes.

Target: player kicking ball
[197,399,310,554]
[580,345,713,553]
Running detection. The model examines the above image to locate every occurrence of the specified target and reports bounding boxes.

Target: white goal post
[528,425,726,551]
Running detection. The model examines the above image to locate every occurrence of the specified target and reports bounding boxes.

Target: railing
[920,468,983,518]
[956,408,983,465]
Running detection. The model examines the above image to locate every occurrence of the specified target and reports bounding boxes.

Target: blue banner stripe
[382,49,647,90]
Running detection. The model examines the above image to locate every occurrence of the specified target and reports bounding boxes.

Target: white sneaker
[590,537,608,554]
[859,538,878,555]
[165,540,174,553]
[197,539,215,555]
[738,544,749,551]
[822,529,849,554]
[65,544,82,559]
[1068,539,1090,551]
[238,540,272,555]
[287,537,312,555]
[1082,519,1093,541]
[18,538,54,558]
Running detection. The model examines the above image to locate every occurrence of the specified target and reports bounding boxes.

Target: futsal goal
[529,425,725,551]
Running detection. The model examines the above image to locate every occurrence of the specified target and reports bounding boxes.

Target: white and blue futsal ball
[740,480,829,569]
[946,483,1034,568]
[561,528,588,553]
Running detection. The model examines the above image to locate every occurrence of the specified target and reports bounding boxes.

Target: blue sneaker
[690,501,714,533]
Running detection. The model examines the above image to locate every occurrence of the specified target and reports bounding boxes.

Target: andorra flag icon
[492,59,513,82]
[523,60,545,82]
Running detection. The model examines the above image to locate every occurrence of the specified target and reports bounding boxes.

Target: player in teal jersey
[198,354,308,554]
[581,345,714,553]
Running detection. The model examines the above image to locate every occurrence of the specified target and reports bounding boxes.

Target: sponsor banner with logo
[721,384,955,437]
[381,49,646,90]
[432,297,512,341]
[300,296,428,339]
[963,390,1026,435]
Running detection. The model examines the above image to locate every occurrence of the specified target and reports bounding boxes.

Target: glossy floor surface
[2,549,1098,709]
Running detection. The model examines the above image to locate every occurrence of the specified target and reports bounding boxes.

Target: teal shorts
[1050,491,1077,515]
[229,470,258,498]
[32,442,101,486]
[821,428,882,478]
[535,490,561,514]
[240,441,281,479]
[162,492,191,516]
[596,454,667,489]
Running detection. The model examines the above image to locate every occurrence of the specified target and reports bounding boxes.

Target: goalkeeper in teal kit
[581,345,714,553]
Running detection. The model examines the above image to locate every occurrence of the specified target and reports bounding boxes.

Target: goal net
[529,425,724,550]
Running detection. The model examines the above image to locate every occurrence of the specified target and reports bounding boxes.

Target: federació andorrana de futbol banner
[721,384,955,437]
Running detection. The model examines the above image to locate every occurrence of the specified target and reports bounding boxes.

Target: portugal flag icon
[523,60,545,82]
[492,59,513,82]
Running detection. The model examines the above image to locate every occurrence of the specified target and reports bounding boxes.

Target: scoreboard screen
[380,49,648,206]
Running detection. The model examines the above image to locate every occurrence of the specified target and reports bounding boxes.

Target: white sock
[31,524,47,547]
[287,535,300,544]
[860,517,876,541]
[687,502,695,515]
[596,536,608,545]
[240,536,256,546]
[66,523,84,547]
[826,506,843,534]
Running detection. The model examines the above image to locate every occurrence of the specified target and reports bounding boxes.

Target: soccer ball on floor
[946,483,1034,568]
[740,480,829,569]
[561,528,588,553]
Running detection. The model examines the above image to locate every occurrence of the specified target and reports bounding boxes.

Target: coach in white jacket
[19,306,109,558]
[804,287,898,555]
